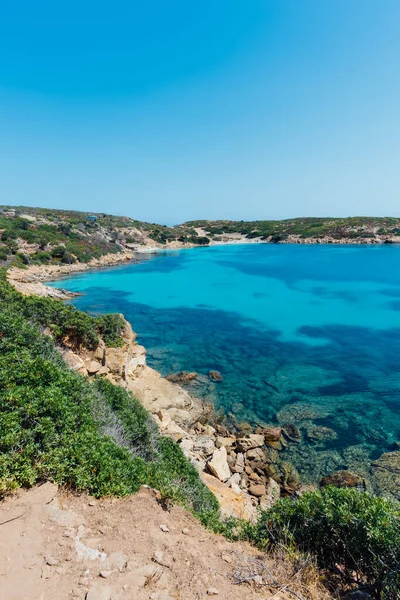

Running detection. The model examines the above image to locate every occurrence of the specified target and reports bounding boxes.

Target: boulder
[261,427,282,442]
[207,447,231,482]
[281,423,302,442]
[236,434,265,452]
[215,436,235,449]
[201,473,257,522]
[259,478,280,509]
[320,470,365,489]
[248,483,266,497]
[87,360,103,374]
[193,436,215,457]
[165,371,198,383]
[209,370,223,381]
[245,447,266,466]
[231,452,245,473]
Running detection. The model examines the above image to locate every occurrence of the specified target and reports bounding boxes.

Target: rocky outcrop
[371,450,400,501]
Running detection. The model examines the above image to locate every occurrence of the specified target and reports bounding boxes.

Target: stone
[207,447,231,482]
[320,470,365,489]
[215,436,235,448]
[160,524,169,532]
[307,425,338,443]
[260,427,282,442]
[87,360,102,375]
[281,424,302,442]
[209,370,223,381]
[207,588,219,595]
[166,371,198,383]
[248,483,266,497]
[182,527,190,535]
[227,473,241,486]
[201,473,257,522]
[236,434,265,452]
[152,551,171,568]
[103,551,127,572]
[45,556,59,566]
[259,478,280,509]
[245,447,266,465]
[231,452,245,473]
[86,586,113,600]
[193,436,215,457]
[99,570,113,579]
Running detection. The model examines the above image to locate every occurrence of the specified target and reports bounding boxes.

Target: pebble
[160,524,169,532]
[99,570,113,578]
[45,556,59,566]
[207,588,219,595]
[182,527,190,535]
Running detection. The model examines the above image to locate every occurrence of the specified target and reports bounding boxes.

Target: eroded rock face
[371,450,400,501]
[236,435,265,452]
[201,473,257,522]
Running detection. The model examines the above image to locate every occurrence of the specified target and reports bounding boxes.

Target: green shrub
[252,487,400,599]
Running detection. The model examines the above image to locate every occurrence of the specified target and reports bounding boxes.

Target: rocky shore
[7,253,400,511]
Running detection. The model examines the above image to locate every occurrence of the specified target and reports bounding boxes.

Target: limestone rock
[248,483,266,497]
[236,434,264,452]
[260,427,282,442]
[231,452,245,473]
[193,436,215,457]
[207,447,231,482]
[201,473,257,522]
[166,371,198,383]
[259,478,280,509]
[87,360,102,374]
[215,436,235,449]
[61,349,87,375]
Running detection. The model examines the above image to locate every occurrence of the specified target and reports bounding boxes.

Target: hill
[0,206,399,268]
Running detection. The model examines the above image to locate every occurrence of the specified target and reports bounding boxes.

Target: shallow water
[49,244,400,482]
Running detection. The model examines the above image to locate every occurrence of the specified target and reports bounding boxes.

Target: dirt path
[0,484,330,600]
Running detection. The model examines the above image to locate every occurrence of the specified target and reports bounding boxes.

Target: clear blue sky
[1,1,400,223]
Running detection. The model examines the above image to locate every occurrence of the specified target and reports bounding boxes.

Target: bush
[252,487,400,599]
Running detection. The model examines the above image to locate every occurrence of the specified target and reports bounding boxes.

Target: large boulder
[201,473,257,522]
[236,434,264,452]
[207,447,231,482]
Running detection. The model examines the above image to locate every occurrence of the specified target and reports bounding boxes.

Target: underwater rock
[277,402,332,423]
[165,371,198,383]
[209,370,223,382]
[306,425,338,443]
[371,450,400,501]
[281,424,301,442]
[320,470,365,489]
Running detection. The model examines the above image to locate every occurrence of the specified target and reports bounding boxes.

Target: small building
[87,215,97,222]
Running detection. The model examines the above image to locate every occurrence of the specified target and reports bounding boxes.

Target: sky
[1,1,400,224]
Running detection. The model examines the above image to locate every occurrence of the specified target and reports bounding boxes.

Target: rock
[202,424,216,436]
[87,360,103,375]
[86,586,113,600]
[259,478,280,509]
[45,556,59,566]
[99,570,113,579]
[230,452,245,474]
[236,434,264,452]
[307,425,338,443]
[245,447,266,466]
[228,473,241,486]
[371,450,400,501]
[62,350,88,374]
[179,438,194,457]
[201,473,257,522]
[209,370,223,381]
[193,436,215,457]
[103,551,127,572]
[215,436,235,448]
[207,447,231,482]
[320,470,365,489]
[260,427,282,442]
[166,371,198,383]
[248,483,266,497]
[207,587,219,595]
[152,550,171,568]
[281,424,302,442]
[160,524,169,532]
[182,527,190,535]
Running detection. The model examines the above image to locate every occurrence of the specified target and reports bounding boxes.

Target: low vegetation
[248,487,400,599]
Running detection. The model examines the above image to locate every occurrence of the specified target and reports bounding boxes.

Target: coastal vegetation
[1,205,400,268]
[1,207,400,597]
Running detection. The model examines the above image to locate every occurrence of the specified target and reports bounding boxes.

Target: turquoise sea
[49,244,400,483]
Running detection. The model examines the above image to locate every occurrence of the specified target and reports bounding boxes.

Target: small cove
[48,244,400,483]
